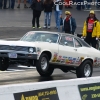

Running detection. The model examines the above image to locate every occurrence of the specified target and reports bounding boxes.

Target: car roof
[26,31,90,47]
[28,31,59,34]
[28,31,74,36]
[28,31,80,38]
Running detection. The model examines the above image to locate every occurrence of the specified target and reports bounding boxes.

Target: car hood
[0,40,36,47]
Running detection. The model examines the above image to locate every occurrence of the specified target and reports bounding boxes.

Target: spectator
[54,0,63,32]
[31,0,44,29]
[28,0,32,8]
[17,0,28,8]
[96,0,100,8]
[43,0,54,29]
[85,0,92,9]
[9,0,15,9]
[76,0,85,10]
[0,0,7,9]
[82,10,100,48]
[64,0,72,8]
[62,11,77,35]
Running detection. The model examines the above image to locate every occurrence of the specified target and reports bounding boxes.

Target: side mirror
[64,42,68,45]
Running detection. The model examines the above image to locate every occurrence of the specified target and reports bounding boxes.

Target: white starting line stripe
[18,65,36,69]
[84,10,100,11]
[6,69,25,72]
[0,66,36,73]
[0,70,25,73]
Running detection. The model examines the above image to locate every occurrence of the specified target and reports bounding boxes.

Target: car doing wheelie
[0,31,100,78]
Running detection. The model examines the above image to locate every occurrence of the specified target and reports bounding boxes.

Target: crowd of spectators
[0,0,100,9]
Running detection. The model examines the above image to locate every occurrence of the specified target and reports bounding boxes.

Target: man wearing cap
[62,11,77,35]
[82,10,100,48]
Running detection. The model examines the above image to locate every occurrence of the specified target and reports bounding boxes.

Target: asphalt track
[0,4,100,85]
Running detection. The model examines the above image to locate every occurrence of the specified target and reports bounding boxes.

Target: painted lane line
[18,65,36,69]
[84,10,100,11]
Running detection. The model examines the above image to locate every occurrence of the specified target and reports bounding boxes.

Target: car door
[73,38,89,66]
[58,35,80,66]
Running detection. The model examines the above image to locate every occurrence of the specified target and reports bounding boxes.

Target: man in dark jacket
[9,0,15,9]
[31,0,44,29]
[62,11,77,35]
[76,0,85,10]
[54,0,63,32]
[0,0,7,9]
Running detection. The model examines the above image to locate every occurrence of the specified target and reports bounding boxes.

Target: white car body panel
[31,42,59,60]
[0,40,100,67]
[0,31,100,68]
[0,40,36,47]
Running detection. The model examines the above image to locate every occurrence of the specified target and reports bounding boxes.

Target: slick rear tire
[36,53,54,77]
[76,60,93,78]
[0,58,9,71]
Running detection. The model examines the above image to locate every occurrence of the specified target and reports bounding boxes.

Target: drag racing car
[0,31,100,78]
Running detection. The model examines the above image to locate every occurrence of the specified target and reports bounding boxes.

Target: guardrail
[1,76,100,100]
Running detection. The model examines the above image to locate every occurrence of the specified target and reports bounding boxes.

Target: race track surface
[0,5,100,85]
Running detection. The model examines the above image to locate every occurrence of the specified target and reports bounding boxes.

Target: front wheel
[36,53,54,77]
[0,58,9,71]
[76,60,93,78]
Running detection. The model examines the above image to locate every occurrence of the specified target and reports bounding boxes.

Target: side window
[60,36,74,47]
[74,38,82,47]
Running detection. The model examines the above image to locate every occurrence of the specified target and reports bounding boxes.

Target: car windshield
[20,32,59,43]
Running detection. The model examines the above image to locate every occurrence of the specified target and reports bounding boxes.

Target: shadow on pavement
[38,76,54,82]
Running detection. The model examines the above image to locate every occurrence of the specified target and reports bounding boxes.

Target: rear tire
[36,53,54,77]
[0,58,9,71]
[76,60,93,78]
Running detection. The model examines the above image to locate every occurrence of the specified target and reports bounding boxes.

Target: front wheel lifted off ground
[76,60,93,78]
[0,58,9,71]
[36,53,54,77]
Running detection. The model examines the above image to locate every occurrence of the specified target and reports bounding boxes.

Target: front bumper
[0,50,37,59]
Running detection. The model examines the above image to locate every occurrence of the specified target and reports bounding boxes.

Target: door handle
[74,49,77,51]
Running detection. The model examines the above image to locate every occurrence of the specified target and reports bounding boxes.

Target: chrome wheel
[41,57,47,71]
[84,64,91,77]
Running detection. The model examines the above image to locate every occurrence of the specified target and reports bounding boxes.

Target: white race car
[0,31,100,78]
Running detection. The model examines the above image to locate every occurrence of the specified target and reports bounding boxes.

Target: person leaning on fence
[62,11,77,35]
[82,10,100,49]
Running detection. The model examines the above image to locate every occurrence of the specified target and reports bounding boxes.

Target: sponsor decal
[56,56,62,62]
[60,59,65,63]
[65,57,70,64]
[65,37,73,41]
[97,58,100,63]
[56,59,60,62]
[68,57,73,60]
[52,53,58,62]
[66,57,73,64]
[80,57,84,61]
[64,57,82,64]
[63,56,67,59]
[58,56,62,60]
[13,87,59,100]
[78,82,100,100]
[74,57,81,64]
[71,58,77,64]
